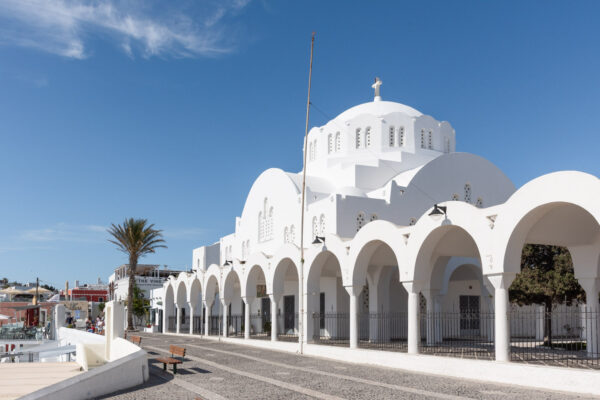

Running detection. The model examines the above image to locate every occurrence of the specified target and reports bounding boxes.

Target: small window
[399,127,405,146]
[312,216,318,237]
[464,184,472,203]
[319,214,326,236]
[451,193,460,201]
[389,126,395,147]
[428,130,433,149]
[356,212,366,232]
[283,227,289,244]
[409,218,417,226]
[476,197,483,208]
[335,132,341,152]
[327,134,333,154]
[370,214,378,222]
[355,128,362,149]
[420,129,425,149]
[289,225,295,243]
[365,127,372,148]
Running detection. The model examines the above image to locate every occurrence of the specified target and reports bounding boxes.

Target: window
[312,216,318,237]
[370,214,378,222]
[409,217,417,226]
[319,214,326,235]
[283,227,289,244]
[258,211,264,241]
[388,126,395,147]
[452,193,460,201]
[335,132,341,152]
[258,199,274,242]
[476,197,483,208]
[365,127,372,148]
[328,134,333,154]
[420,129,425,149]
[428,130,433,149]
[445,137,450,153]
[464,184,472,203]
[355,128,362,149]
[356,212,366,232]
[289,225,295,243]
[246,240,250,255]
[399,127,405,146]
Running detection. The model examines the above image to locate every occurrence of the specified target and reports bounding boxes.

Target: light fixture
[312,236,325,245]
[428,204,447,221]
[224,260,232,266]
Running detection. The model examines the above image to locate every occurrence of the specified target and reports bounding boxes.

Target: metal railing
[312,313,349,345]
[419,310,495,360]
[209,315,221,335]
[250,314,271,340]
[276,313,299,341]
[509,306,600,369]
[227,315,244,337]
[357,312,408,351]
[193,316,203,334]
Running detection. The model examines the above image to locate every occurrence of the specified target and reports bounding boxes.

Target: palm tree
[108,218,166,330]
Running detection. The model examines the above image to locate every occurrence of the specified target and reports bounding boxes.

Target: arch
[188,276,203,307]
[243,263,268,300]
[493,171,600,277]
[406,201,491,284]
[272,256,299,297]
[175,278,188,306]
[223,268,242,305]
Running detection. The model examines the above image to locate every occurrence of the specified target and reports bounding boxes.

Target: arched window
[289,225,295,243]
[312,216,318,237]
[356,212,366,232]
[258,211,264,241]
[445,137,450,153]
[399,127,405,146]
[370,214,378,222]
[283,227,289,244]
[258,199,273,242]
[365,127,371,148]
[451,193,460,201]
[409,217,417,226]
[327,134,333,154]
[246,240,250,255]
[420,129,425,149]
[335,132,341,152]
[308,142,313,161]
[267,207,274,240]
[428,130,433,150]
[464,184,472,203]
[355,128,362,149]
[319,214,326,236]
[388,126,395,147]
[476,197,483,208]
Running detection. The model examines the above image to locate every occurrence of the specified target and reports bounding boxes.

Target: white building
[163,79,600,366]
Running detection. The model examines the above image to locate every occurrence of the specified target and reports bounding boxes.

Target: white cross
[372,77,382,99]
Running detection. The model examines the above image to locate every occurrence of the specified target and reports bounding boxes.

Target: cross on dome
[372,77,382,101]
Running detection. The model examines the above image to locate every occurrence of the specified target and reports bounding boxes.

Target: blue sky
[0,1,599,287]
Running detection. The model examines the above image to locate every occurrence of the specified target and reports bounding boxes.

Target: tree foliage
[509,244,585,306]
[108,218,166,330]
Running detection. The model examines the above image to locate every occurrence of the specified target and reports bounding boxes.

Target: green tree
[130,284,149,323]
[509,244,585,346]
[108,218,166,330]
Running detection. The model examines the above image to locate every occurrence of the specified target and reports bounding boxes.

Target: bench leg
[173,363,177,374]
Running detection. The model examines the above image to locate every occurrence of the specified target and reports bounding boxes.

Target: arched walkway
[188,277,203,335]
[271,257,300,341]
[175,280,189,334]
[223,269,243,337]
[204,274,220,335]
[244,264,269,339]
[163,283,175,333]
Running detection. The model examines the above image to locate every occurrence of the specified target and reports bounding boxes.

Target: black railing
[167,316,176,333]
[276,313,299,341]
[193,316,203,334]
[509,306,600,369]
[419,311,495,360]
[227,315,244,337]
[250,314,271,340]
[209,315,221,335]
[357,312,408,351]
[312,313,349,345]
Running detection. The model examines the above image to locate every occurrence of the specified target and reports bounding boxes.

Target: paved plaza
[98,333,597,400]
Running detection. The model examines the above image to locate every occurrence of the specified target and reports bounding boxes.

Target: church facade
[162,80,600,365]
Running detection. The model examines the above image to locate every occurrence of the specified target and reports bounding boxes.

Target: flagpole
[299,32,315,354]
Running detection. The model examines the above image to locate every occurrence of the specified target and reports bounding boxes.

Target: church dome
[333,100,423,122]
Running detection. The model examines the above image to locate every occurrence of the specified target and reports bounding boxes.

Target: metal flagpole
[299,32,315,354]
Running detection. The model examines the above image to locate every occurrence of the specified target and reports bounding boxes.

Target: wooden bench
[129,335,142,347]
[156,345,186,374]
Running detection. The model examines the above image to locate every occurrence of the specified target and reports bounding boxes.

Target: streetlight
[312,236,325,245]
[428,204,447,221]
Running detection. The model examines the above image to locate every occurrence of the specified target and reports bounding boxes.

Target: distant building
[108,264,183,302]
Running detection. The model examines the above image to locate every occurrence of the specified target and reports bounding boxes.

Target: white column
[269,294,280,341]
[175,304,181,334]
[222,299,228,337]
[189,304,195,335]
[422,289,439,346]
[243,297,253,339]
[204,300,211,336]
[345,285,362,349]
[579,278,600,357]
[403,282,421,354]
[487,273,516,362]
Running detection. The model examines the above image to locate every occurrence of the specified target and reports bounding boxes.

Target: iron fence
[357,312,408,351]
[509,306,600,369]
[419,310,495,360]
[250,314,271,340]
[276,313,299,341]
[193,316,203,334]
[312,313,349,345]
[209,315,221,335]
[227,315,244,337]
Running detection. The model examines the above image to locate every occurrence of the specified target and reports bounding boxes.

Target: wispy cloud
[0,0,251,59]
[19,223,108,243]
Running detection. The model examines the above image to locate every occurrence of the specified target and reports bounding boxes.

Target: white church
[161,78,600,368]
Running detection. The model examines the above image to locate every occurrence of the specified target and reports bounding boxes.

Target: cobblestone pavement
[99,333,598,400]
